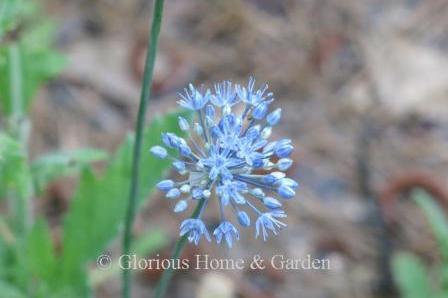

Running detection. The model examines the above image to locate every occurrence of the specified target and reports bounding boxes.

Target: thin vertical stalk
[122,1,165,297]
[7,41,34,297]
[154,198,206,298]
[7,44,32,236]
[7,44,24,235]
[8,44,24,117]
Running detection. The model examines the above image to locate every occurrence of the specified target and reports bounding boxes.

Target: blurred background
[16,0,448,297]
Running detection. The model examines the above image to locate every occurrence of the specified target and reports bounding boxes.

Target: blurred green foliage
[0,1,185,297]
[393,190,448,298]
[0,0,35,40]
[59,111,187,297]
[0,133,32,200]
[31,149,108,194]
[0,0,65,116]
[0,111,187,297]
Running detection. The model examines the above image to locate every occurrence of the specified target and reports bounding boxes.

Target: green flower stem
[7,41,34,297]
[8,44,24,117]
[7,43,32,236]
[122,0,165,297]
[154,198,206,298]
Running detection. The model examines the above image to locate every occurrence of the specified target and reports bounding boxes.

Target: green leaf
[133,229,169,256]
[0,22,65,116]
[414,190,448,261]
[22,220,83,298]
[0,280,25,298]
[31,148,108,193]
[392,252,433,298]
[0,227,10,280]
[438,265,448,297]
[59,110,190,289]
[25,219,56,282]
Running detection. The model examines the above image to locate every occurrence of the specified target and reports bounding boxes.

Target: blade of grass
[122,0,165,297]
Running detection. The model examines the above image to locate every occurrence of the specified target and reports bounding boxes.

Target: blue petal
[173,160,186,172]
[178,116,190,131]
[174,200,188,212]
[277,158,293,171]
[262,174,277,185]
[206,104,215,118]
[179,144,192,156]
[157,180,174,191]
[278,185,295,199]
[237,211,251,227]
[280,178,299,189]
[252,102,269,120]
[150,146,167,159]
[267,108,282,126]
[263,197,282,209]
[250,188,265,198]
[275,144,293,158]
[166,188,181,199]
[192,188,204,199]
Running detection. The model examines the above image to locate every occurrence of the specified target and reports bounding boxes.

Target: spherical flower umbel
[151,77,298,248]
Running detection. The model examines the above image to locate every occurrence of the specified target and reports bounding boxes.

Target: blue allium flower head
[150,78,298,248]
